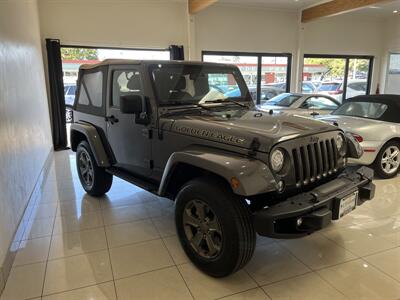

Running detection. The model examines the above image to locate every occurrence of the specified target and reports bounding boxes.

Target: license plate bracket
[332,191,358,220]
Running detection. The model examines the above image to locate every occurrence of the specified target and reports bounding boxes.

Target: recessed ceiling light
[394,10,399,13]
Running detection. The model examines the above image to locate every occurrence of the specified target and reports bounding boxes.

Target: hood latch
[248,137,261,157]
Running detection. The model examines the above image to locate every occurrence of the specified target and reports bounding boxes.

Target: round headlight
[271,149,285,172]
[335,134,345,152]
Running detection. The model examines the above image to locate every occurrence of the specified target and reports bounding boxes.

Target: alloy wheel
[381,145,400,175]
[78,149,94,188]
[183,199,223,259]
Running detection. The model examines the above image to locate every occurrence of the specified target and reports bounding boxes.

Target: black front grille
[292,137,338,186]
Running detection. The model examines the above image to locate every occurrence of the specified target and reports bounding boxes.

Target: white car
[259,93,340,117]
[319,94,400,178]
[318,79,367,103]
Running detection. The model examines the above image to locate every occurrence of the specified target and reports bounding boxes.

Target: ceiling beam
[189,0,218,14]
[302,0,392,23]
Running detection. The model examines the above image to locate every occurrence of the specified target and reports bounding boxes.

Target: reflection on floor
[1,150,400,300]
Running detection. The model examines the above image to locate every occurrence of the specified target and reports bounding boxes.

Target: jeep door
[106,65,152,176]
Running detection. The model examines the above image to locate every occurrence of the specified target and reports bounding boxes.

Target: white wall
[194,4,299,56]
[37,1,389,94]
[0,0,52,268]
[300,14,386,93]
[38,0,188,52]
[193,4,299,89]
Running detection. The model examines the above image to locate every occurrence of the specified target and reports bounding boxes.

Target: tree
[61,48,98,60]
[305,58,346,80]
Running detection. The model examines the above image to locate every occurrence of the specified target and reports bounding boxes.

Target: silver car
[259,93,340,118]
[319,94,400,178]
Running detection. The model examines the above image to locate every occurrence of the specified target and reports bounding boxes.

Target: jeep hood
[162,109,338,152]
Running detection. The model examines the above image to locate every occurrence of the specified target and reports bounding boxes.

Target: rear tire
[373,140,400,179]
[175,177,255,277]
[76,140,113,196]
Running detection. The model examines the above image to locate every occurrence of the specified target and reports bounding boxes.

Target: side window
[301,97,338,110]
[84,71,103,107]
[78,85,90,105]
[112,70,142,107]
[77,70,103,107]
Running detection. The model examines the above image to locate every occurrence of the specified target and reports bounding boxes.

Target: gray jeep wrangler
[71,59,375,277]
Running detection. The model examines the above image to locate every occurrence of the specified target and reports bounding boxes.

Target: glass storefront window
[303,56,373,103]
[386,53,400,94]
[203,52,291,104]
[203,54,259,101]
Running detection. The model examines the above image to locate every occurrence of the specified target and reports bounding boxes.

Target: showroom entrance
[61,45,171,146]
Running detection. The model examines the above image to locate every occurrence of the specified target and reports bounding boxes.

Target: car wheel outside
[175,177,255,277]
[76,140,113,196]
[373,140,400,179]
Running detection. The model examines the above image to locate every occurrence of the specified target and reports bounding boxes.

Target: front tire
[373,140,400,179]
[175,177,255,277]
[76,141,113,196]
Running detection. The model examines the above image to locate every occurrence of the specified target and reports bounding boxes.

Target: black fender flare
[70,122,111,167]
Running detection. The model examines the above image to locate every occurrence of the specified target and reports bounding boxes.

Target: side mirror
[120,95,144,114]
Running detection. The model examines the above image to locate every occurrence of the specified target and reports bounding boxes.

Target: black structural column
[169,45,184,60]
[46,38,68,150]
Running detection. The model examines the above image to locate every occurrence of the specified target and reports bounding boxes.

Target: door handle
[105,115,119,124]
[310,111,319,116]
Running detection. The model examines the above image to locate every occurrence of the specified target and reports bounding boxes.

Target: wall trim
[0,150,53,296]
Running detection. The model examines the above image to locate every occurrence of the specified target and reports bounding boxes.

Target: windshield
[263,93,301,107]
[333,101,388,119]
[150,64,251,106]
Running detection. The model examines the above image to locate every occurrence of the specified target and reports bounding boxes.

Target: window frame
[202,50,292,105]
[111,67,144,109]
[303,54,374,100]
[385,52,400,94]
[74,66,107,116]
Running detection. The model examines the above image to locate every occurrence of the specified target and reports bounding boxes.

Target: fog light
[296,218,303,227]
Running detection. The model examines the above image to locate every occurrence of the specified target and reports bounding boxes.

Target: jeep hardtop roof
[79,59,235,70]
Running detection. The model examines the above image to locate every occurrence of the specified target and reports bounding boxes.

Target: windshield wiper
[160,103,212,117]
[203,99,248,108]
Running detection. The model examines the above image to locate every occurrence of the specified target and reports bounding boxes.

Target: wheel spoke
[205,234,220,256]
[385,163,392,172]
[191,231,204,252]
[183,210,201,228]
[207,218,221,234]
[193,201,206,221]
[391,150,399,159]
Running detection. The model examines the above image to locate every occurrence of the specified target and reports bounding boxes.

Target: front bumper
[254,166,375,238]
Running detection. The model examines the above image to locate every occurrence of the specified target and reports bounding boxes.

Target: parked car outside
[267,82,317,94]
[319,94,400,178]
[226,85,285,102]
[318,79,367,103]
[302,81,318,94]
[259,93,340,118]
[64,83,77,106]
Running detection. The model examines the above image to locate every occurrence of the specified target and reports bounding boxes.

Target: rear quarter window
[75,68,106,116]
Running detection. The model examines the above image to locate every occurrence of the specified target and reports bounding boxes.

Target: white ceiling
[217,0,325,10]
[349,0,400,18]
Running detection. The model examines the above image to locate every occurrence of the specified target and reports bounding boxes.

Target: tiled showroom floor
[2,150,400,300]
